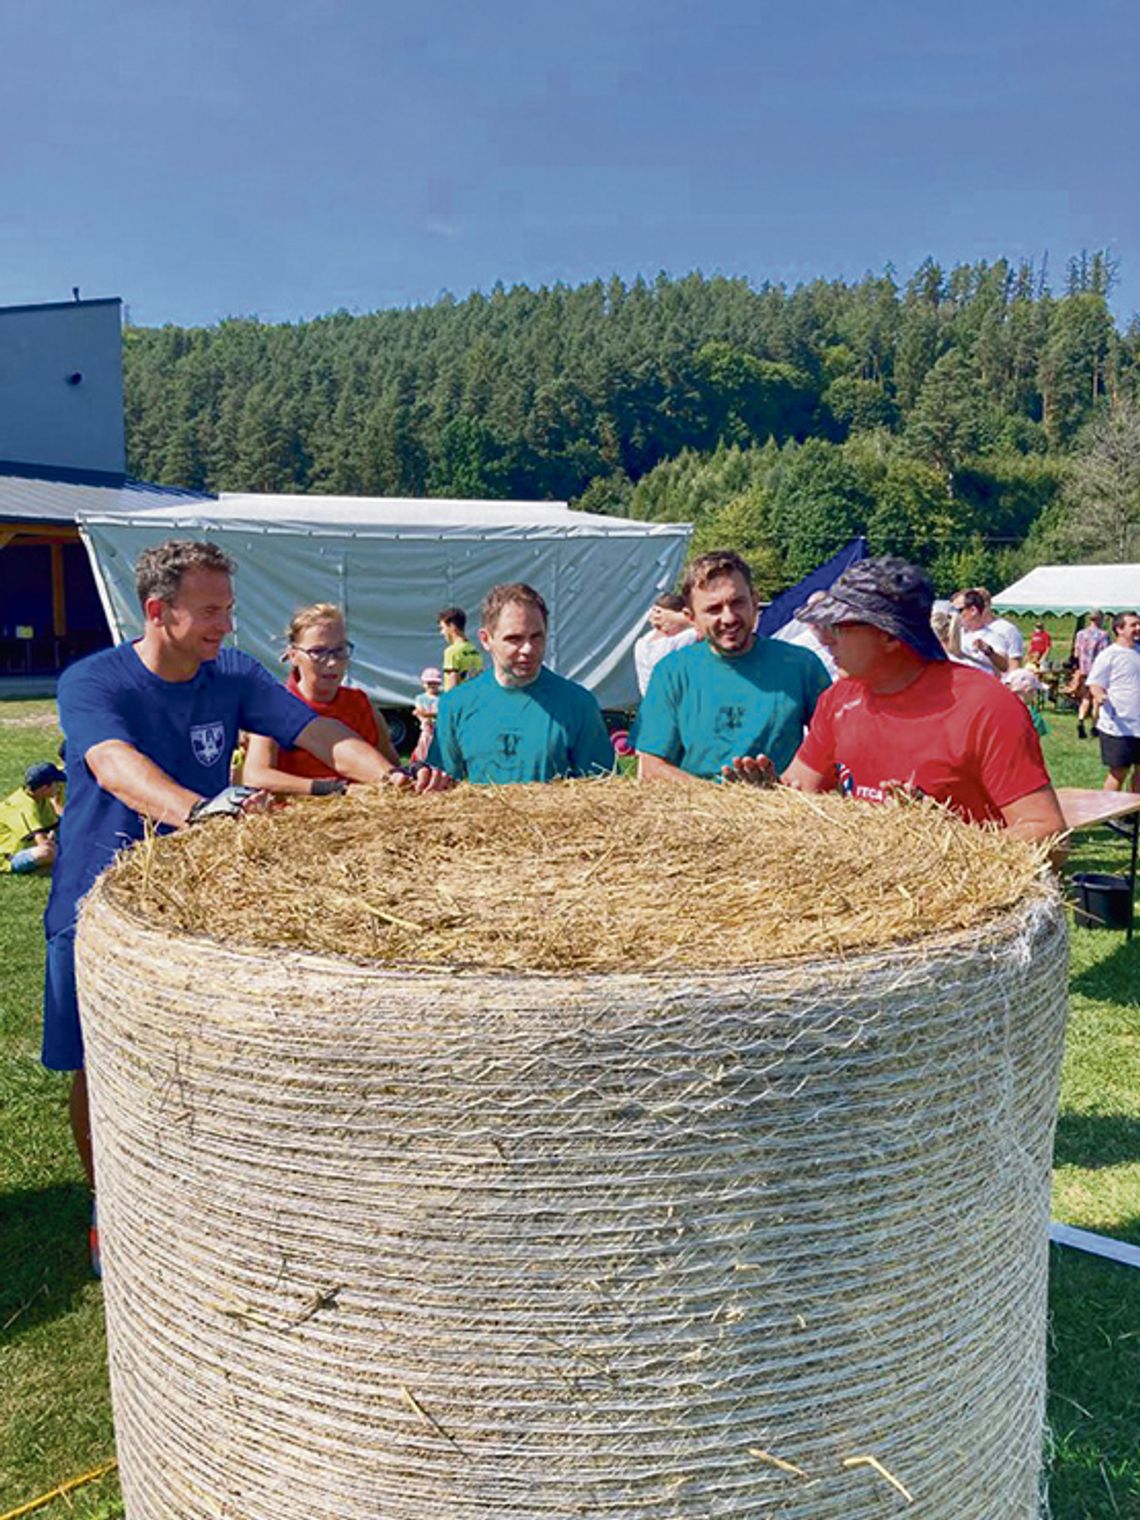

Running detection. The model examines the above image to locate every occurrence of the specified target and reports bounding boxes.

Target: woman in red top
[244,603,399,794]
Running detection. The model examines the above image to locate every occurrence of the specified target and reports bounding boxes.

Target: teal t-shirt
[635,637,830,778]
[428,667,615,784]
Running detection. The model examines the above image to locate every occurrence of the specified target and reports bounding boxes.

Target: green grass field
[1,689,1138,1519]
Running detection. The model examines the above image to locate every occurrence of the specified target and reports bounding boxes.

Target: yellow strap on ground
[0,1458,118,1520]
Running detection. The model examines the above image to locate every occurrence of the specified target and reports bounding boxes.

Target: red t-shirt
[275,675,379,780]
[1028,629,1052,657]
[795,660,1051,824]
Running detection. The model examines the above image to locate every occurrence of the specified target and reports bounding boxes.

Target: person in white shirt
[633,593,698,697]
[1088,612,1140,791]
[772,597,840,681]
[953,588,1023,675]
[930,601,973,664]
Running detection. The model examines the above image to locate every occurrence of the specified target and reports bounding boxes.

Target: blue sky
[3,0,1137,329]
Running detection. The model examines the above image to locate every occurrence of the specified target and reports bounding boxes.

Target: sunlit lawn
[0,690,1137,1518]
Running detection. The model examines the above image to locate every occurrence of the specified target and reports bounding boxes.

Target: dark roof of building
[0,297,122,316]
[0,461,214,524]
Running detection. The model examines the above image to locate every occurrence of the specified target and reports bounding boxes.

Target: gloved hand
[310,777,348,797]
[186,785,263,824]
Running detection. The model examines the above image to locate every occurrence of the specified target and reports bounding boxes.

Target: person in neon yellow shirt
[437,605,485,690]
[0,761,65,873]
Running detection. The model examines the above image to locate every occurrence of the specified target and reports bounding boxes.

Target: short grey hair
[135,540,235,608]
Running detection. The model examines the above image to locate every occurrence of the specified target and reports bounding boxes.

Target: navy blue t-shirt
[45,643,312,936]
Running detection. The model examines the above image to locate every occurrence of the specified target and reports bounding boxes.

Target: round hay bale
[77,783,1068,1518]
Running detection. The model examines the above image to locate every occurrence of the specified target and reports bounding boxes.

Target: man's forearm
[986,645,1010,673]
[297,717,395,783]
[86,740,202,827]
[637,751,695,783]
[1000,784,1069,869]
[778,755,829,792]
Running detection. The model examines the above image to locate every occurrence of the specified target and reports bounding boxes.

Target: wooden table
[1056,787,1140,939]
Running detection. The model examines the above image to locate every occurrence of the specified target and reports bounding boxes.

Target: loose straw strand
[0,1459,118,1520]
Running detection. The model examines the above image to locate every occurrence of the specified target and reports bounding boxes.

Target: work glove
[186,785,263,824]
[310,777,348,797]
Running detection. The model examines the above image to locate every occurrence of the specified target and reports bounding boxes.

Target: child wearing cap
[411,667,444,763]
[1003,667,1050,737]
[0,761,65,874]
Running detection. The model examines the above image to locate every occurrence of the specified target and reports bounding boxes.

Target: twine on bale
[77,782,1069,1519]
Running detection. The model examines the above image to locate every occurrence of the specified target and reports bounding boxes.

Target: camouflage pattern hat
[796,556,946,663]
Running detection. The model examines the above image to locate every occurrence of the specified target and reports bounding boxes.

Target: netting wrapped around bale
[77,782,1069,1518]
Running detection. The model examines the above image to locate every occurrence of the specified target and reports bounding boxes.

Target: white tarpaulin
[76,495,692,710]
[993,563,1140,615]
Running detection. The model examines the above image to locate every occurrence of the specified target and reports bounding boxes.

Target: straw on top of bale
[103,779,1054,973]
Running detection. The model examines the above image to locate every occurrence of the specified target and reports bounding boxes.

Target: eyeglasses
[295,642,354,665]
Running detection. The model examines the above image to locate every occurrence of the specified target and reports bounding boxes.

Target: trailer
[77,494,692,746]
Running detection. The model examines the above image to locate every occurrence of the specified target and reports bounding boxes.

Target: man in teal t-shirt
[428,582,614,784]
[637,549,830,781]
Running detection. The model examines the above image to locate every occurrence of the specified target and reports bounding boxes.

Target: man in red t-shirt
[732,557,1065,849]
[1028,622,1053,661]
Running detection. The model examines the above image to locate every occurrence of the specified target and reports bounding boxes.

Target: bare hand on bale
[721,755,776,787]
[387,762,453,793]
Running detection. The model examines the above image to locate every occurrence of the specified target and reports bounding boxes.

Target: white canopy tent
[76,494,692,712]
[993,564,1140,615]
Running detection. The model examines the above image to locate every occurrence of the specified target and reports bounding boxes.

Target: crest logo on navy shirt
[190,722,227,767]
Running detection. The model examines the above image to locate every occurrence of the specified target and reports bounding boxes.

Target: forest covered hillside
[124,253,1140,595]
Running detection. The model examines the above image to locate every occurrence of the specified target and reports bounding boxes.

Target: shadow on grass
[1054,1113,1140,1172]
[1048,1234,1140,1518]
[0,1181,96,1342]
[1062,813,1140,886]
[1070,934,1140,1006]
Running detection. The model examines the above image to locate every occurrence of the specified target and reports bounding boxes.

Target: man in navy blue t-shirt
[46,539,448,1230]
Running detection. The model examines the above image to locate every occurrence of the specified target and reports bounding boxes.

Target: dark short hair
[135,540,235,608]
[959,589,987,613]
[1113,611,1138,635]
[436,606,467,633]
[681,550,754,605]
[654,592,686,612]
[481,582,549,632]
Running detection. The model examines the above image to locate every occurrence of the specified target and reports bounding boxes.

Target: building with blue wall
[0,296,212,675]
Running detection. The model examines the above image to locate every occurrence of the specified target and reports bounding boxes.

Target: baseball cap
[420,666,443,685]
[25,761,66,790]
[1003,667,1041,695]
[796,556,946,663]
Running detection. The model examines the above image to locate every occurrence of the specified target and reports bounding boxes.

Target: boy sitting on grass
[0,761,65,874]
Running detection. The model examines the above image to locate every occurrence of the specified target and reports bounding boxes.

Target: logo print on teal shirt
[714,705,746,740]
[498,732,521,759]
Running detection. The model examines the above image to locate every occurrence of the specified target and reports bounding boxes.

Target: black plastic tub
[1071,872,1132,930]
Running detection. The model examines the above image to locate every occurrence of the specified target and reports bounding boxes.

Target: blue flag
[756,537,868,638]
